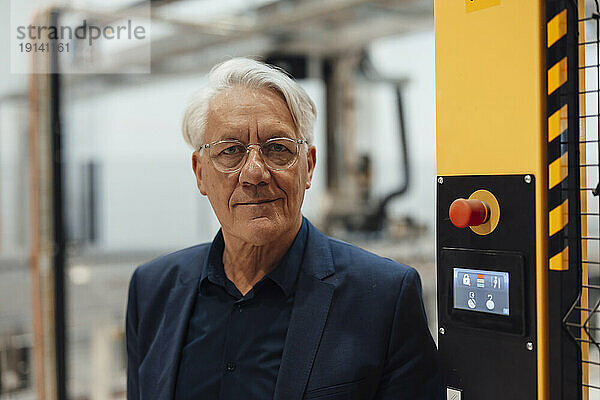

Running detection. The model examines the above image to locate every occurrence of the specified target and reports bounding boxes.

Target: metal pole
[49,10,67,400]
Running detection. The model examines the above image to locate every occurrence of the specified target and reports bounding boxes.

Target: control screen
[453,268,509,316]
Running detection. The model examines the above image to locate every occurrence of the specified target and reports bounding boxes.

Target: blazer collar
[149,216,336,400]
[299,217,336,280]
[273,218,336,400]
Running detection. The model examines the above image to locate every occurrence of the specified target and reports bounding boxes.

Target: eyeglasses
[200,137,306,173]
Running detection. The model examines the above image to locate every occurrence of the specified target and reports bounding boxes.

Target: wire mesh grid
[562,0,600,396]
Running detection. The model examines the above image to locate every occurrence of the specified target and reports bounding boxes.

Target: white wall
[1,0,28,95]
[65,76,218,251]
[0,103,29,255]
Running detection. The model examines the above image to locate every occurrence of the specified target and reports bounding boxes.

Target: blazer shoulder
[326,235,417,283]
[133,243,211,289]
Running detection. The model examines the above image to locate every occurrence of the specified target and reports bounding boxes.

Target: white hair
[182,57,317,149]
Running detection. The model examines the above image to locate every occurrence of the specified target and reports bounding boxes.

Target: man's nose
[239,146,271,186]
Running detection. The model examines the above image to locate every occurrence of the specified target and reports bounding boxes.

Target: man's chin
[252,216,279,236]
[236,217,285,246]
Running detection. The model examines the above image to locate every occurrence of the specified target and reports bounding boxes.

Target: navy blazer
[126,219,441,400]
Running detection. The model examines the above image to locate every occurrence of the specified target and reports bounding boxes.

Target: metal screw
[524,175,532,184]
[526,342,534,351]
[437,177,444,184]
[439,327,445,335]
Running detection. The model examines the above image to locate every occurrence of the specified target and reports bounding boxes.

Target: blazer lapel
[144,276,199,400]
[274,272,334,400]
[274,220,336,400]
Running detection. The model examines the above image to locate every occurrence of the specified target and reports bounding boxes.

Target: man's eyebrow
[265,130,294,137]
[211,129,244,140]
[257,133,296,143]
[261,124,296,135]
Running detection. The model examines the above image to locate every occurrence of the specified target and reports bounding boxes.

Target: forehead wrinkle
[206,113,251,141]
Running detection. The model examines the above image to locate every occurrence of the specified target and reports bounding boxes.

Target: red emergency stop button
[449,198,490,228]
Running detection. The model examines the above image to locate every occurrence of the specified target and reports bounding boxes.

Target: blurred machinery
[435,0,599,399]
[318,52,413,234]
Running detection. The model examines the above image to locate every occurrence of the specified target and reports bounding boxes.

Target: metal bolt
[526,342,534,351]
[439,327,445,335]
[524,175,532,184]
[438,177,444,184]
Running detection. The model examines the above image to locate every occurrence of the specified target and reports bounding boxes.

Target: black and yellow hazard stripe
[546,2,586,399]
[547,6,569,271]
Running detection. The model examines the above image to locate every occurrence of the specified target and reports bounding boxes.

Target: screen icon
[468,291,476,309]
[477,274,485,288]
[463,274,471,286]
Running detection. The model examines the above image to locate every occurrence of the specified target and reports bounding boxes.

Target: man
[126,57,440,400]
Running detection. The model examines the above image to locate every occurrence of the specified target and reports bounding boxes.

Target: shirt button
[225,362,236,372]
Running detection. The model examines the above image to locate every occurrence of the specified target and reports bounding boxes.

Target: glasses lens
[262,138,298,169]
[210,141,247,171]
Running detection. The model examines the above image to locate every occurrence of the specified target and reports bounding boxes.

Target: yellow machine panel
[436,0,590,399]
[436,1,546,177]
[435,2,548,398]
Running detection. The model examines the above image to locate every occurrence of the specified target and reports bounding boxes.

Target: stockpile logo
[10,1,151,74]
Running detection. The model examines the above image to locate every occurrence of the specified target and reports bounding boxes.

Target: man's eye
[222,146,241,155]
[267,143,289,153]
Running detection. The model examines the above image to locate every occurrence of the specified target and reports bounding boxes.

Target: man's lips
[235,199,279,206]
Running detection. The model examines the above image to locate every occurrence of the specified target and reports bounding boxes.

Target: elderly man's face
[192,85,316,245]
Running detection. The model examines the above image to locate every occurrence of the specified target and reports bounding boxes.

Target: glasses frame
[200,137,307,173]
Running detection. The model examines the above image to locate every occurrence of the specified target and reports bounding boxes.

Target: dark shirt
[174,220,308,400]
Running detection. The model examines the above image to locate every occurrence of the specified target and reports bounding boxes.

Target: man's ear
[305,146,316,189]
[192,151,208,195]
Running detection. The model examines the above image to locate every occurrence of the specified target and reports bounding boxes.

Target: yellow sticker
[465,0,501,13]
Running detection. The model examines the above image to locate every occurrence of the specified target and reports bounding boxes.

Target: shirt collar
[200,229,226,290]
[265,218,308,297]
[200,218,308,297]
